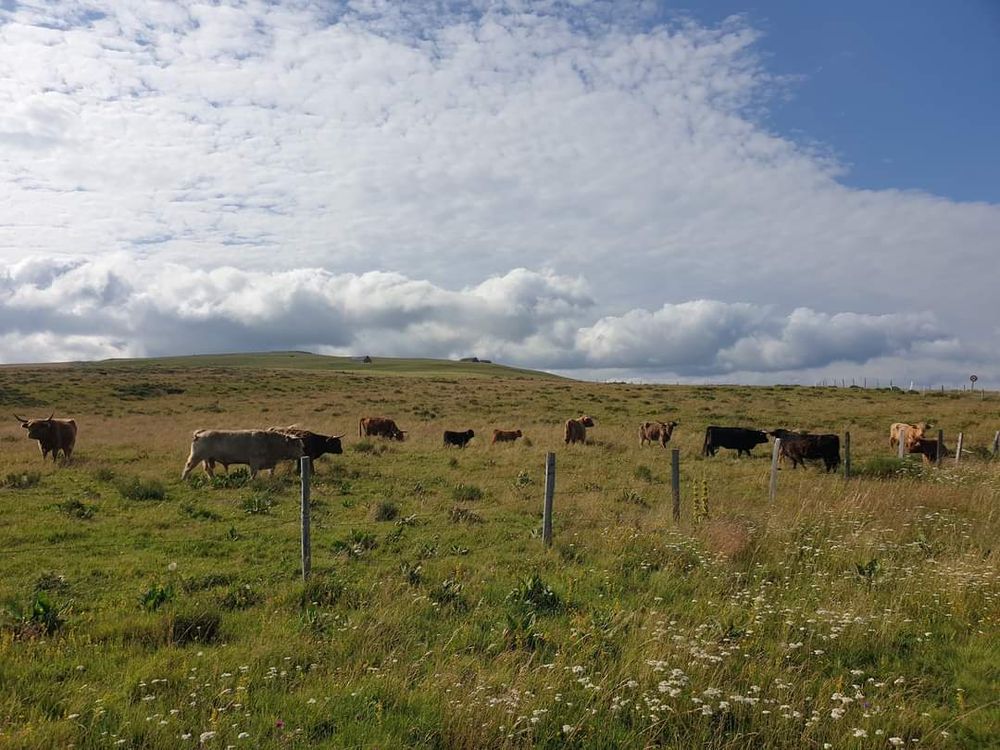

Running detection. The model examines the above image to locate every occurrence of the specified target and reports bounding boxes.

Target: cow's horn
[332,434,345,439]
[13,414,25,423]
[47,412,54,421]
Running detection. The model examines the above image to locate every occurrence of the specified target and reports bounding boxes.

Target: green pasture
[0,354,997,749]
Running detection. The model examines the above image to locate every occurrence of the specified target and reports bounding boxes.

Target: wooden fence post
[936,429,944,467]
[769,438,781,502]
[300,456,311,582]
[671,449,680,523]
[955,433,964,466]
[543,452,555,548]
[991,430,999,458]
[897,427,906,459]
[843,431,851,479]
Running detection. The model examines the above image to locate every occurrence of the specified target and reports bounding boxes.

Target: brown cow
[359,416,406,441]
[889,422,929,451]
[182,429,304,479]
[564,415,595,444]
[491,429,522,444]
[639,420,677,448]
[15,413,77,461]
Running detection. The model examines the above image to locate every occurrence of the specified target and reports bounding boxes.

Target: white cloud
[0,1,996,383]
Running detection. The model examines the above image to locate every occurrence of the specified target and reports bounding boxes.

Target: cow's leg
[181,454,200,480]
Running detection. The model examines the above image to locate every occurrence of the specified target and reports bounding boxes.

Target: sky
[0,0,998,387]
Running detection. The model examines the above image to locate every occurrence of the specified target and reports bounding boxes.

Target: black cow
[702,426,768,457]
[443,429,475,448]
[770,430,841,472]
[270,426,344,471]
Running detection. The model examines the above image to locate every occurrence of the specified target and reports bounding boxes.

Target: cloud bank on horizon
[0,1,996,385]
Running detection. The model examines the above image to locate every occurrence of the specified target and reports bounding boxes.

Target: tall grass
[0,361,996,748]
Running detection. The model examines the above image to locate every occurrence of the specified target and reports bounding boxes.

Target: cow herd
[10,411,952,479]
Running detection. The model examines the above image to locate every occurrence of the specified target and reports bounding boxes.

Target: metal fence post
[843,431,851,479]
[543,452,555,547]
[300,456,311,582]
[936,429,944,467]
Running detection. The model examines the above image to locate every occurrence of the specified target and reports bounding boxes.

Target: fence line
[542,452,555,548]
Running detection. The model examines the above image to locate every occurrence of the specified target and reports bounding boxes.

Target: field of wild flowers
[0,355,997,748]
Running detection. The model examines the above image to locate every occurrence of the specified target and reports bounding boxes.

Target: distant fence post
[543,452,555,548]
[897,427,906,459]
[843,431,851,479]
[769,438,781,502]
[955,433,964,466]
[671,449,680,523]
[300,456,311,582]
[936,429,944,467]
[991,430,999,458]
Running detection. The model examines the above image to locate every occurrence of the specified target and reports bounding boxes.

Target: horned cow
[491,429,522,444]
[889,422,929,451]
[181,429,304,479]
[359,416,406,441]
[443,429,475,448]
[639,420,677,448]
[15,413,77,461]
[702,426,768,457]
[564,415,595,445]
[269,426,344,471]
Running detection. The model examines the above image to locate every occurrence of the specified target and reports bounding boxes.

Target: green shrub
[241,492,275,515]
[167,608,221,645]
[2,592,66,638]
[507,573,562,613]
[429,576,467,611]
[372,500,399,522]
[857,456,923,479]
[93,467,115,482]
[452,483,483,502]
[220,583,261,611]
[332,530,378,558]
[139,583,174,612]
[3,471,41,490]
[180,501,221,521]
[116,476,166,501]
[53,497,97,519]
[298,574,344,607]
[449,506,483,524]
[633,464,654,482]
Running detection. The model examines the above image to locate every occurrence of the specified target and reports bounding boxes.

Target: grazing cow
[491,429,523,444]
[443,429,475,448]
[639,420,678,448]
[181,429,304,479]
[14,413,77,461]
[702,426,768,457]
[269,426,344,470]
[908,437,949,464]
[359,416,406,441]
[564,415,595,445]
[771,431,841,472]
[889,422,929,451]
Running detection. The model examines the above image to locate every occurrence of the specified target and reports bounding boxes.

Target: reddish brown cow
[564,415,595,445]
[639,420,677,448]
[491,429,522,444]
[889,422,929,451]
[15,413,77,461]
[359,416,406,441]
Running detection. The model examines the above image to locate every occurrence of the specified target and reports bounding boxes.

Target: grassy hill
[0,361,997,749]
[76,351,567,380]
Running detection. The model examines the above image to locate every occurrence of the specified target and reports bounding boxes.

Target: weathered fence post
[991,430,1000,458]
[843,431,851,480]
[936,429,944,467]
[300,456,311,582]
[955,433,964,466]
[671,449,680,523]
[897,427,906,459]
[543,452,555,548]
[769,438,781,502]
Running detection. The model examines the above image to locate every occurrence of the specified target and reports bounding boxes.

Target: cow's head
[466,429,475,439]
[15,413,54,440]
[579,415,595,427]
[324,434,344,455]
[393,428,407,441]
[514,430,522,438]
